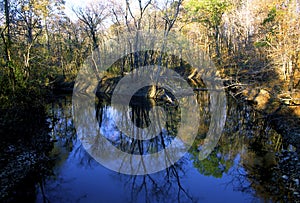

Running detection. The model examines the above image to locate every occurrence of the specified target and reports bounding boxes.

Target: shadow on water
[24,91,298,203]
[0,104,54,202]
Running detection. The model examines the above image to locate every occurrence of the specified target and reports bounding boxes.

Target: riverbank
[51,70,300,154]
[236,87,300,153]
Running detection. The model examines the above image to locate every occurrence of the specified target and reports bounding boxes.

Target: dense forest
[0,0,299,202]
[0,0,299,106]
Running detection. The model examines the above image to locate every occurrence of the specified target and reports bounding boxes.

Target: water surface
[35,94,293,202]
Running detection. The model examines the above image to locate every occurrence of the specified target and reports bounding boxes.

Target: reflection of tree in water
[189,93,237,179]
[208,96,300,202]
[96,95,181,155]
[95,95,197,202]
[241,132,300,202]
[190,147,233,178]
[47,95,115,169]
[119,161,198,203]
[36,96,78,202]
[41,93,300,202]
[188,94,299,203]
[38,95,111,203]
[47,96,76,153]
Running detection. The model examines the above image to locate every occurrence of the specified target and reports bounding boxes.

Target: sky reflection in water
[36,95,262,203]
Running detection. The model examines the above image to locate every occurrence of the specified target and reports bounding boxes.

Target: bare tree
[125,0,152,31]
[73,2,110,82]
[149,0,183,98]
[73,2,109,50]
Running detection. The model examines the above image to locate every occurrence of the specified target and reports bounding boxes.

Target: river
[30,92,299,203]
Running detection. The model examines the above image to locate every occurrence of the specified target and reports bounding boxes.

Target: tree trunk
[3,0,15,91]
[214,26,221,65]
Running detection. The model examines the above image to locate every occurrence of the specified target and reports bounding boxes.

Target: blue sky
[63,0,166,21]
[64,0,85,20]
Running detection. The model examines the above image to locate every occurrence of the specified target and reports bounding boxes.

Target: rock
[242,88,280,113]
[291,106,300,117]
[254,89,271,110]
[291,91,300,105]
[282,175,289,180]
